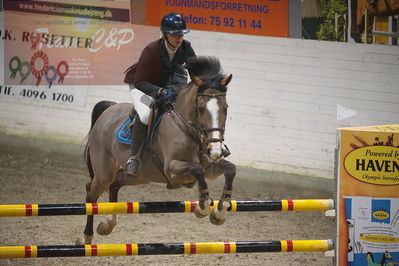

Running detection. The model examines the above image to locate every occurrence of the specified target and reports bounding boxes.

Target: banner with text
[1,1,158,105]
[345,196,399,265]
[336,124,399,266]
[146,0,288,37]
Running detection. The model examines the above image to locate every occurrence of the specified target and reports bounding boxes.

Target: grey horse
[76,56,236,245]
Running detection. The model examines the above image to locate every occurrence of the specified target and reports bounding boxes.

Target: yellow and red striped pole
[0,199,334,217]
[0,240,333,258]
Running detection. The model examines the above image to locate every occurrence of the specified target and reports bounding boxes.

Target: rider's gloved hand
[158,87,177,103]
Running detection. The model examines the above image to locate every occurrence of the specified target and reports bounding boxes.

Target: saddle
[116,103,163,145]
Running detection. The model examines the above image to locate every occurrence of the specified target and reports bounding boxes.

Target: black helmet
[161,13,190,35]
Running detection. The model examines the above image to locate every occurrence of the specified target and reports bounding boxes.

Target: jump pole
[0,199,334,217]
[0,239,333,258]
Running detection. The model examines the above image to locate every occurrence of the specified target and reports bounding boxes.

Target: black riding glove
[158,88,177,103]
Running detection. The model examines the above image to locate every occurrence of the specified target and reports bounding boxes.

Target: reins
[150,87,227,186]
[168,104,202,143]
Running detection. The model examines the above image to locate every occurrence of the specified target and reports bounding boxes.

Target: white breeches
[129,85,154,125]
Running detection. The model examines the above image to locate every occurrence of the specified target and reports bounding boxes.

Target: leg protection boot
[125,114,147,176]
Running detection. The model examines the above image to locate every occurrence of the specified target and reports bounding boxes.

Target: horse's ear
[220,74,232,87]
[191,75,203,87]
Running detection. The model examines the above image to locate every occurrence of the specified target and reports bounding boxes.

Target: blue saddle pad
[116,118,133,144]
[116,114,163,145]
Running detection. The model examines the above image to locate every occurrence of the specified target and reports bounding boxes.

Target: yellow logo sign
[359,234,399,243]
[344,146,399,185]
[372,210,389,220]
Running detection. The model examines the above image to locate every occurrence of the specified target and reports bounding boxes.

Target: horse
[76,56,236,245]
[352,0,399,42]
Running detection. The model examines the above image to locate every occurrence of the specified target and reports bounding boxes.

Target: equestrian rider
[123,13,196,177]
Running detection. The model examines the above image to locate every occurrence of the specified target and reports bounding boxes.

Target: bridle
[167,91,227,158]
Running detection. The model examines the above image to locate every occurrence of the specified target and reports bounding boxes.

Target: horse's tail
[84,100,117,179]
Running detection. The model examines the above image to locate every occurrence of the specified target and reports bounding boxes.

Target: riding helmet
[161,13,190,35]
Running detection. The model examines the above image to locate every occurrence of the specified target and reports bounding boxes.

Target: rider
[123,12,196,177]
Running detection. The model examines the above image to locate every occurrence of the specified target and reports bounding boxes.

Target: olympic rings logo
[9,53,69,87]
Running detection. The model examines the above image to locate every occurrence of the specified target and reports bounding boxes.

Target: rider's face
[165,33,184,50]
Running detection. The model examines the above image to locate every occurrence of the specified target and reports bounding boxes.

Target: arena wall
[1,18,398,179]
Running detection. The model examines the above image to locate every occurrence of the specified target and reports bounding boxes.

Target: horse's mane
[186,56,227,92]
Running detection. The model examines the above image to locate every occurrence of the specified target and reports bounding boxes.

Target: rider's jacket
[124,38,196,98]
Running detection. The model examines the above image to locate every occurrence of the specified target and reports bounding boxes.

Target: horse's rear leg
[97,170,124,236]
[209,159,236,225]
[75,177,105,245]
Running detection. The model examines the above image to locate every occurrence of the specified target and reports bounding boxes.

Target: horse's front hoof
[194,198,212,218]
[75,234,93,245]
[209,210,225,225]
[194,206,209,218]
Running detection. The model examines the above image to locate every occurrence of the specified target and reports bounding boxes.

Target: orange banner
[146,0,288,37]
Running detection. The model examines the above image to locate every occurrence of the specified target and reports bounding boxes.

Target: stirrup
[127,156,141,163]
[125,156,142,176]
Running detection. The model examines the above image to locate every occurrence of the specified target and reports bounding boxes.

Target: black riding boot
[125,114,147,176]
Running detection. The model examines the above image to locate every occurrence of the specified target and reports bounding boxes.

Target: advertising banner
[1,0,158,106]
[337,124,399,265]
[146,0,288,37]
[4,0,130,22]
[345,196,399,265]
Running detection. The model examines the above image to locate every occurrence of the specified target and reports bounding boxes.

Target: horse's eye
[197,97,206,105]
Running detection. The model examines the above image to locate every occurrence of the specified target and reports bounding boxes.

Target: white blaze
[206,98,222,160]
